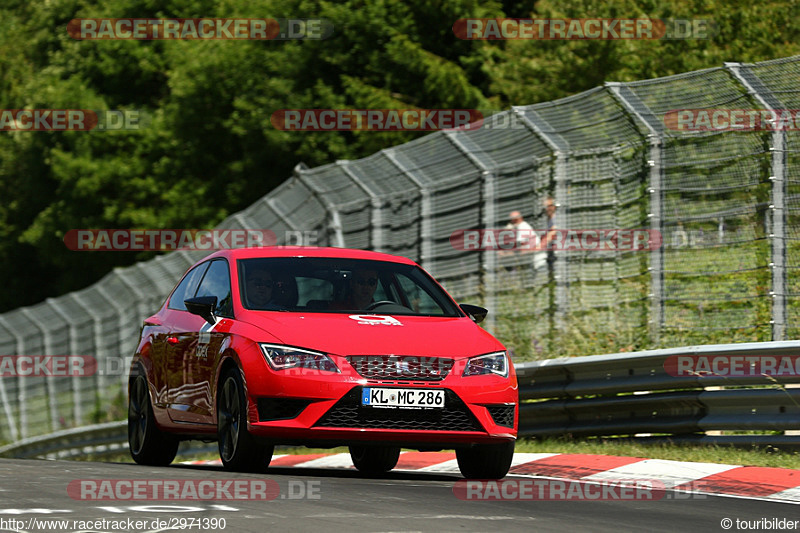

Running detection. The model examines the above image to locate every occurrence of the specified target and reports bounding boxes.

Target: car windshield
[238,257,462,317]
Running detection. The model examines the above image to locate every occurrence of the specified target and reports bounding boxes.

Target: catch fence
[1,55,799,442]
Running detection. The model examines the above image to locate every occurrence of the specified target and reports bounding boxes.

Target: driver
[245,267,285,310]
[332,269,379,310]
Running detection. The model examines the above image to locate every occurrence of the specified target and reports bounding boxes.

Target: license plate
[361,388,445,409]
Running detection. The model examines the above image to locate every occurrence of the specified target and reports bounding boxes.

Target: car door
[154,261,208,411]
[167,259,233,425]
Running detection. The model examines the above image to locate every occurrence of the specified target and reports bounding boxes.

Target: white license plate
[361,388,445,409]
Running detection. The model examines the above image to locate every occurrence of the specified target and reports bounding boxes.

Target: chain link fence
[1,55,799,444]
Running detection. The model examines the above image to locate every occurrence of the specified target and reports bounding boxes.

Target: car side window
[373,276,388,302]
[195,260,233,318]
[168,262,209,311]
[396,274,445,315]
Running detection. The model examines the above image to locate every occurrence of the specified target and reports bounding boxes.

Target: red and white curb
[182,452,800,503]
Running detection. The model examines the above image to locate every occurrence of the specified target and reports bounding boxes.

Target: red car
[128,247,518,478]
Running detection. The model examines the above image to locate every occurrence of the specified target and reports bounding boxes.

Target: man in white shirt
[502,210,535,253]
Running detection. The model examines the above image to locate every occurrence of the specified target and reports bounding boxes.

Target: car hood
[237,311,503,358]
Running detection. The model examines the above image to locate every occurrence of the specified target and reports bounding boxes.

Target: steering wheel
[365,300,400,311]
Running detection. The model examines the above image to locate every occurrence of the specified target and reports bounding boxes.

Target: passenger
[331,269,379,310]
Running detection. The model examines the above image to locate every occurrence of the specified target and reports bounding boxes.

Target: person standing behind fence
[541,197,558,265]
[503,210,534,253]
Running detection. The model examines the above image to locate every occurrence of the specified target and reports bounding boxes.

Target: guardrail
[0,421,128,460]
[2,340,800,459]
[0,421,217,460]
[516,340,800,447]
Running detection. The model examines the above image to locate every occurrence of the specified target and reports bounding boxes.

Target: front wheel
[217,368,273,472]
[128,370,179,466]
[456,441,515,479]
[349,445,401,474]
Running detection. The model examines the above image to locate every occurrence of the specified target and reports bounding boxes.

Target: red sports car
[128,247,518,478]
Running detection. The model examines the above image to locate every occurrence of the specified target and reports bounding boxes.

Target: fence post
[725,63,788,341]
[230,212,262,239]
[0,317,20,441]
[65,293,106,425]
[512,107,570,331]
[0,375,16,442]
[19,308,60,433]
[443,130,497,331]
[294,164,345,248]
[48,298,85,427]
[337,161,384,252]
[0,316,23,440]
[240,201,292,245]
[606,83,666,342]
[480,171,497,331]
[382,149,432,271]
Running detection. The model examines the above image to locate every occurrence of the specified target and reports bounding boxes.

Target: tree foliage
[0,0,797,311]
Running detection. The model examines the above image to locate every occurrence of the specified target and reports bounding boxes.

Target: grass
[0,382,127,446]
[73,444,354,465]
[514,437,800,470]
[477,226,792,362]
[490,261,773,363]
[70,439,800,470]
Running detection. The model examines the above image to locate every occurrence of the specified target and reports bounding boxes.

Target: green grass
[74,440,800,470]
[478,228,793,362]
[490,255,773,363]
[514,438,800,469]
[74,444,354,464]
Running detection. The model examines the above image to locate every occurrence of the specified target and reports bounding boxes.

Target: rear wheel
[349,445,401,474]
[128,370,179,466]
[217,368,273,472]
[456,441,515,479]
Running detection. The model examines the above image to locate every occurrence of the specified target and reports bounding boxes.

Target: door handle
[167,336,179,345]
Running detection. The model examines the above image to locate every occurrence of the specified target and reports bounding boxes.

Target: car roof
[196,246,419,266]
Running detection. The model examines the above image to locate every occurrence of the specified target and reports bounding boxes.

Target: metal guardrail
[2,340,800,459]
[0,420,128,460]
[0,420,218,460]
[516,340,800,447]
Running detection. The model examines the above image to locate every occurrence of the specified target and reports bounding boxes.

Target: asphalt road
[0,458,796,533]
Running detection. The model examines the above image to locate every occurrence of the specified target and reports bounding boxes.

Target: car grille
[486,404,516,428]
[314,388,483,432]
[346,355,454,381]
[257,398,313,422]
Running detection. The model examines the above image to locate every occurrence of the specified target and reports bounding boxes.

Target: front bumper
[245,381,517,446]
[238,344,518,447]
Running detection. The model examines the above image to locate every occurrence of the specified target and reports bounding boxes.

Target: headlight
[259,344,340,373]
[463,351,508,378]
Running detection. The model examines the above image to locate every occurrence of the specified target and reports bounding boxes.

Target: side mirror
[460,303,488,324]
[185,296,218,325]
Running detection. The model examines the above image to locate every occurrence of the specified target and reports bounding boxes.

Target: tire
[456,440,515,479]
[349,445,401,474]
[217,368,273,472]
[128,370,179,466]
